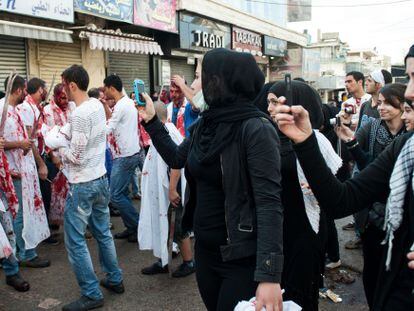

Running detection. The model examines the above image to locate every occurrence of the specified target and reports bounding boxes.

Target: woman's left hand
[255,282,283,311]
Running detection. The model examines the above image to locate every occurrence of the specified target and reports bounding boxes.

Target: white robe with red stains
[138,122,186,266]
[0,99,49,249]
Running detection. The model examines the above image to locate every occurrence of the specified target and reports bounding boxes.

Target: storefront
[0,0,74,90]
[153,12,231,89]
[231,26,268,78]
[0,34,27,91]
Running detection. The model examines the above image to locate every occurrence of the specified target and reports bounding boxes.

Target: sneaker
[325,260,342,270]
[6,273,30,292]
[114,229,130,240]
[19,256,50,268]
[141,262,169,275]
[345,238,362,249]
[342,222,355,231]
[100,279,124,294]
[172,262,196,278]
[62,296,104,311]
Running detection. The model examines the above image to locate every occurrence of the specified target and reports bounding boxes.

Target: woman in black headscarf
[140,49,284,311]
[263,81,336,310]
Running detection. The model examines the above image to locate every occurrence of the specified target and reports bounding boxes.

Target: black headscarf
[269,80,324,129]
[252,82,275,115]
[192,48,270,164]
[253,80,324,155]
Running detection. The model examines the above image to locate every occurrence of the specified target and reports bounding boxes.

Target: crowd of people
[0,43,413,311]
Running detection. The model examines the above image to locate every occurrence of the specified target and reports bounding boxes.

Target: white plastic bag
[234,297,302,311]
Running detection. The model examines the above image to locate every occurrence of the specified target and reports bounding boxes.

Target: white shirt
[17,99,40,128]
[61,98,107,184]
[106,95,140,159]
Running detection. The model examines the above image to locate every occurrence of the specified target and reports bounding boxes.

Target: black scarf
[192,49,270,164]
[253,80,324,156]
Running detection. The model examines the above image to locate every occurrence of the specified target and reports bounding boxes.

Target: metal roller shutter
[38,40,82,88]
[0,35,27,92]
[108,52,150,94]
[170,59,195,84]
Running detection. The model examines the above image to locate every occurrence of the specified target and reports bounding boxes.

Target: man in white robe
[138,101,195,277]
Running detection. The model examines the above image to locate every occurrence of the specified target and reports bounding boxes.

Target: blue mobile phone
[133,79,146,106]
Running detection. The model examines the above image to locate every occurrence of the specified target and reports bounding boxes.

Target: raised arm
[140,93,191,169]
[273,103,409,219]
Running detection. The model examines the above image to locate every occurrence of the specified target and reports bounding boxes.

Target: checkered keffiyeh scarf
[383,134,414,270]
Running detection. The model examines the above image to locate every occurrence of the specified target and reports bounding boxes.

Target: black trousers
[326,217,340,262]
[361,225,385,309]
[195,243,258,311]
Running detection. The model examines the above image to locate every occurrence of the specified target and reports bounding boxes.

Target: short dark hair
[346,71,365,85]
[381,70,393,84]
[4,75,26,94]
[103,74,123,92]
[27,77,46,95]
[88,88,101,99]
[380,83,406,109]
[61,65,89,91]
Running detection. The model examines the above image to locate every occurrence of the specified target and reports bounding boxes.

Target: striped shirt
[61,98,106,184]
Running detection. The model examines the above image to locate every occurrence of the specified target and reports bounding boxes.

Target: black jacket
[294,132,414,310]
[143,116,284,283]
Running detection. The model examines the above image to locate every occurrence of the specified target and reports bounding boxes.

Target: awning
[78,25,163,55]
[0,20,73,43]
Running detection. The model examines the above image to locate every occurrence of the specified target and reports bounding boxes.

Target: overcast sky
[286,0,414,64]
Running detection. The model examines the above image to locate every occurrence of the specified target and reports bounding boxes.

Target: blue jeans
[64,177,122,300]
[12,179,37,261]
[105,147,113,184]
[0,195,19,276]
[110,152,143,233]
[130,168,140,196]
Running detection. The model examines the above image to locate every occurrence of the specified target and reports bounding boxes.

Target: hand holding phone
[133,79,146,107]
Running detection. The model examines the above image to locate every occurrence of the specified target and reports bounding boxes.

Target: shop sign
[232,26,263,57]
[133,0,177,33]
[264,36,287,57]
[0,0,74,23]
[179,13,231,52]
[74,0,133,23]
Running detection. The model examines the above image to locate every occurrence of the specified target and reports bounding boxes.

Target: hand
[20,139,32,153]
[139,93,156,123]
[335,123,355,142]
[408,251,414,269]
[255,282,283,311]
[0,137,4,151]
[172,75,186,89]
[169,189,181,208]
[272,100,313,144]
[38,163,48,181]
[338,110,352,126]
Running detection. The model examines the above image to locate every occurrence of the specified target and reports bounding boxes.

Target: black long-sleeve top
[143,116,284,283]
[293,132,414,310]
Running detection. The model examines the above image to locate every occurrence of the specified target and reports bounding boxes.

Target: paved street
[0,203,368,311]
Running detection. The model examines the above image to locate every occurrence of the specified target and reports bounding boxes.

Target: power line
[244,0,413,7]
